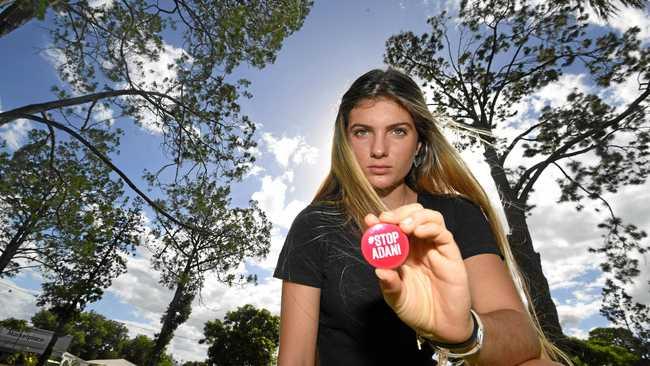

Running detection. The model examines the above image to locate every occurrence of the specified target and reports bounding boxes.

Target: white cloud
[627,252,650,306]
[244,165,265,178]
[43,47,67,72]
[0,119,31,150]
[588,5,650,42]
[600,73,649,113]
[87,0,115,9]
[93,103,116,125]
[0,280,39,321]
[108,252,173,321]
[564,326,591,339]
[556,299,601,329]
[261,133,319,168]
[495,73,591,123]
[251,174,306,230]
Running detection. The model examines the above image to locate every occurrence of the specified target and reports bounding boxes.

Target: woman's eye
[353,129,368,137]
[393,128,407,136]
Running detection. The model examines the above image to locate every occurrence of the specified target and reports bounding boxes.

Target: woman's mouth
[368,165,391,174]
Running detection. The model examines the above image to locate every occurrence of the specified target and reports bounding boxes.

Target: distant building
[60,353,137,366]
[87,359,136,366]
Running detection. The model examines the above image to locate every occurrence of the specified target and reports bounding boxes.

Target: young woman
[273,68,569,365]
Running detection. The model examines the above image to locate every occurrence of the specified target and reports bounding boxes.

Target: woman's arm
[464,253,541,365]
[277,281,321,366]
[367,204,554,366]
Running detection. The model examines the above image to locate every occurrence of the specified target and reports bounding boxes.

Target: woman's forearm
[465,309,541,366]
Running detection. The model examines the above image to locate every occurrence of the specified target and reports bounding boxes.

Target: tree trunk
[0,208,43,275]
[482,144,566,345]
[146,275,195,366]
[0,225,29,274]
[35,310,73,366]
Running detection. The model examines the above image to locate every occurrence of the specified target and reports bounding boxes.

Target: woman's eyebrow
[349,122,413,129]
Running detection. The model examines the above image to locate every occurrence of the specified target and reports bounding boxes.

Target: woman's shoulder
[291,200,347,228]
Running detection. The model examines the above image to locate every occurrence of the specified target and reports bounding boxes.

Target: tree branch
[500,121,546,165]
[18,112,196,232]
[515,87,650,202]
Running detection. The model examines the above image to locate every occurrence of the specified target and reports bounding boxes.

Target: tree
[31,309,130,360]
[30,308,59,330]
[34,161,143,366]
[121,335,174,366]
[145,176,271,366]
[0,133,56,277]
[0,126,125,277]
[0,317,29,331]
[200,304,280,366]
[0,0,313,232]
[564,327,644,365]
[384,0,650,347]
[589,327,648,359]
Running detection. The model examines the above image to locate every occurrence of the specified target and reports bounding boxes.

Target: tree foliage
[200,304,280,366]
[565,327,645,365]
[0,127,126,277]
[0,317,29,331]
[0,0,313,230]
[384,0,650,347]
[121,335,174,366]
[31,309,130,360]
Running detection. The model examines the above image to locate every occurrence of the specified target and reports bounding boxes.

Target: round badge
[361,223,409,269]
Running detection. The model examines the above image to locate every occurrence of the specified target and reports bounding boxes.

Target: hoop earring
[413,144,427,168]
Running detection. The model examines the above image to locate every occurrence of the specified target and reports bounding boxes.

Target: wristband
[416,309,484,365]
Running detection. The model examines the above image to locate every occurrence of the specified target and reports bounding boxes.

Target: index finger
[378,203,423,224]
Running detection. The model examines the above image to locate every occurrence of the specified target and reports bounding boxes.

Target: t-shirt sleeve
[273,207,326,288]
[449,197,503,260]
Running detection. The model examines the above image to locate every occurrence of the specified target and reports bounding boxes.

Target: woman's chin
[369,177,403,193]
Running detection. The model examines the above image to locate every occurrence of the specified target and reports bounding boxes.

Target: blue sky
[1,0,649,362]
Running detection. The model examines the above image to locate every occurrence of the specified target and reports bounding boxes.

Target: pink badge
[361,223,409,269]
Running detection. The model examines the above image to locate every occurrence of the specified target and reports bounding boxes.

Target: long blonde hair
[313,67,571,364]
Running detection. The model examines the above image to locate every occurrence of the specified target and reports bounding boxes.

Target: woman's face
[347,97,420,193]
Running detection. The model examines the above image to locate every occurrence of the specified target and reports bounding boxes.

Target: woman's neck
[377,184,417,210]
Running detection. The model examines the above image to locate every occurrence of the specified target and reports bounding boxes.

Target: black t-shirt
[273,192,502,366]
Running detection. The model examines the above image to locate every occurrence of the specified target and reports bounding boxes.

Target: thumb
[375,268,402,305]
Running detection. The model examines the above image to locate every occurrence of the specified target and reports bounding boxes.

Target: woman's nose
[370,135,387,158]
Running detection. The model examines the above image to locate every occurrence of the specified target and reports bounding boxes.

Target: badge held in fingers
[361,223,409,269]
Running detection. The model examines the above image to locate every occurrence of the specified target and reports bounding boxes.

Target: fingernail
[382,211,394,219]
[375,269,386,281]
[400,217,413,226]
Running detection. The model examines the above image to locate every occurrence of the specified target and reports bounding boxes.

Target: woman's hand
[365,203,474,344]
